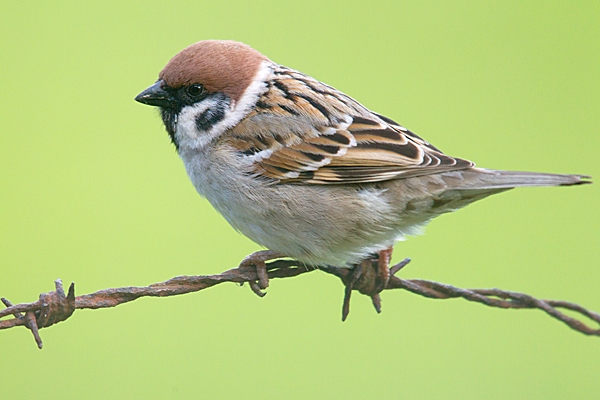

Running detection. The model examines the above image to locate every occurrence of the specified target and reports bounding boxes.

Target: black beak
[135,80,173,108]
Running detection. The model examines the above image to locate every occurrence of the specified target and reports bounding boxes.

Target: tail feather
[456,168,592,190]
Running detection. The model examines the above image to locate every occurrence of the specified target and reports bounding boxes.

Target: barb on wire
[1,258,598,348]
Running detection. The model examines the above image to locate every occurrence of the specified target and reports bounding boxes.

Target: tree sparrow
[135,40,590,298]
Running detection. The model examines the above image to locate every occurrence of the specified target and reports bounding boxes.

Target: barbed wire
[1,258,598,349]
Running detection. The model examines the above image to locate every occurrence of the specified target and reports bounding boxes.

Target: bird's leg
[341,247,399,320]
[342,260,367,321]
[370,247,393,312]
[238,250,286,297]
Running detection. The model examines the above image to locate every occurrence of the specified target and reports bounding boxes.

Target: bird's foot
[238,250,286,297]
[372,247,393,297]
[341,249,410,321]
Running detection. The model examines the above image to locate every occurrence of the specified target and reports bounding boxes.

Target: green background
[1,1,599,398]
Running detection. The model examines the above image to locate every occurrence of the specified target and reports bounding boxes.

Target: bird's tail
[404,168,590,219]
[455,168,592,190]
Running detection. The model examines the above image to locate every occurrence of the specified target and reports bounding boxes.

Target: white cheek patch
[176,61,273,151]
[176,98,223,149]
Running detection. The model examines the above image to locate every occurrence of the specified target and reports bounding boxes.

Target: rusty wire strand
[1,258,598,348]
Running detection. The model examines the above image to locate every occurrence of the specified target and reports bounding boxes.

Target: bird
[135,40,590,306]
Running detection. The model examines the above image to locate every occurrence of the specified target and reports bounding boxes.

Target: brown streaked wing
[289,113,474,184]
[231,68,473,184]
[247,113,474,184]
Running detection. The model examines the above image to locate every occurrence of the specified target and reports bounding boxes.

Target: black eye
[187,84,206,97]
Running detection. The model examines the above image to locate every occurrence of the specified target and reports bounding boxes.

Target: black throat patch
[160,107,179,149]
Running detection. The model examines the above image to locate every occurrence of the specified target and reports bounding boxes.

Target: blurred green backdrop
[1,1,598,399]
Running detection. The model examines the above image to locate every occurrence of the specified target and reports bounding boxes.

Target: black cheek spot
[195,107,226,131]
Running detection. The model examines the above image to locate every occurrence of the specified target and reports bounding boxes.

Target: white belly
[179,146,412,266]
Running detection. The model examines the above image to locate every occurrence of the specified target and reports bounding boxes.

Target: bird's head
[135,40,269,150]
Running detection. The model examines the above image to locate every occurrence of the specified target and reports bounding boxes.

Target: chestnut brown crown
[159,40,268,103]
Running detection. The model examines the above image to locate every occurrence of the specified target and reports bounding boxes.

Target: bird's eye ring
[187,84,206,97]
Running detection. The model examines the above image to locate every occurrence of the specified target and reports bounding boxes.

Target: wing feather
[227,66,474,184]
